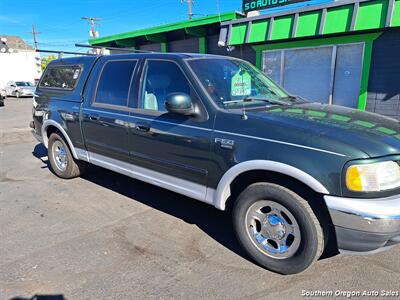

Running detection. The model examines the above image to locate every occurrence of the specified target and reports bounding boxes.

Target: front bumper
[325,194,400,253]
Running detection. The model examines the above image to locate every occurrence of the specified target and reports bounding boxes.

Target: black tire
[15,91,20,98]
[48,132,86,179]
[232,183,324,275]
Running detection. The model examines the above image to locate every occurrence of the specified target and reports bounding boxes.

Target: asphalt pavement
[0,97,399,300]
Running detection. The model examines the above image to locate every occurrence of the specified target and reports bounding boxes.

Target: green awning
[219,0,400,46]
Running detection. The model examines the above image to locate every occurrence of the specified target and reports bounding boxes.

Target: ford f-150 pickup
[31,53,400,274]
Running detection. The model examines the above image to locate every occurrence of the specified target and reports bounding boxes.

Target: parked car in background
[5,81,36,98]
[0,88,5,106]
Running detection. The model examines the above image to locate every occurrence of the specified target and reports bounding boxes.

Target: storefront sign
[243,0,311,13]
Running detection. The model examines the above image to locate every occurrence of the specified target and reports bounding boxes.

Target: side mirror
[165,93,195,116]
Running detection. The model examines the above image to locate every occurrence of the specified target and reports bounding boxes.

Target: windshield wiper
[279,95,307,103]
[223,96,289,106]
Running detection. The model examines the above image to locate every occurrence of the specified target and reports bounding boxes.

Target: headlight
[346,161,400,192]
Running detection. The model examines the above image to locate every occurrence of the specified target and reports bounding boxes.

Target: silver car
[5,81,36,98]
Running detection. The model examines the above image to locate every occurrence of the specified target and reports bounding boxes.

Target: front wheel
[15,91,20,98]
[48,132,86,179]
[232,183,324,275]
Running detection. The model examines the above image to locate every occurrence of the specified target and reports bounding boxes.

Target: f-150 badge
[215,138,235,149]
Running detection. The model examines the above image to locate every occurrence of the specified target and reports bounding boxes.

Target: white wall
[0,50,42,88]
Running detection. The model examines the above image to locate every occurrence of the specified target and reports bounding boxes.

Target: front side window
[95,60,137,107]
[188,58,292,109]
[40,66,81,89]
[141,60,192,112]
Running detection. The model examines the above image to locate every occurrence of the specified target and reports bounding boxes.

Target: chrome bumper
[325,195,400,252]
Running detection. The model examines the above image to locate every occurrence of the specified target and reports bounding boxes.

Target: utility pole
[31,24,41,50]
[81,17,102,39]
[180,0,194,20]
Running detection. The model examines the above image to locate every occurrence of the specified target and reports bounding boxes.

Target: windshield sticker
[231,71,251,97]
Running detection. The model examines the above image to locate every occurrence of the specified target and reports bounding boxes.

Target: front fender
[213,160,330,210]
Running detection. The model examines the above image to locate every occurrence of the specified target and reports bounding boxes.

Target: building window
[262,43,364,108]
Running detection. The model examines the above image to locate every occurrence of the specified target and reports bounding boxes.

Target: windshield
[16,82,33,87]
[187,58,295,109]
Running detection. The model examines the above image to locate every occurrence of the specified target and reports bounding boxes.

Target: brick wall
[366,28,400,119]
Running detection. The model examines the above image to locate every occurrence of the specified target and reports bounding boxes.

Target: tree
[41,55,56,71]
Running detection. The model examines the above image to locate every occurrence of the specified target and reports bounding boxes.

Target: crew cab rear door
[128,58,213,196]
[81,56,139,163]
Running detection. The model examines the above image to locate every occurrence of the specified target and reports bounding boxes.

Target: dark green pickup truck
[31,53,400,274]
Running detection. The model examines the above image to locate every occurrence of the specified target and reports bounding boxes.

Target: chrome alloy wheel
[245,200,301,259]
[52,140,68,172]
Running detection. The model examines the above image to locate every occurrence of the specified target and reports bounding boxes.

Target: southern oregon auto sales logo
[243,0,311,13]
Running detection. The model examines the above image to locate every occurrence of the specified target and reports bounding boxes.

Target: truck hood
[249,102,400,158]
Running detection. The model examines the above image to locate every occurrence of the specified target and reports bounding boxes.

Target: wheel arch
[213,160,330,211]
[41,120,78,159]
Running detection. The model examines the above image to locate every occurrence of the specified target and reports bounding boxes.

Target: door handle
[89,114,100,121]
[134,123,150,132]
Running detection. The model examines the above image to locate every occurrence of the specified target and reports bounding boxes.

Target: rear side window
[95,60,137,107]
[40,66,81,89]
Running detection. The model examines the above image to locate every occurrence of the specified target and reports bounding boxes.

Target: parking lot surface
[1,98,399,300]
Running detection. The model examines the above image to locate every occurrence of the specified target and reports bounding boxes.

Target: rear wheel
[232,183,324,275]
[48,132,86,179]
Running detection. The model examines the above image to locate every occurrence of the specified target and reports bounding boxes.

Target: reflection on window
[40,66,81,89]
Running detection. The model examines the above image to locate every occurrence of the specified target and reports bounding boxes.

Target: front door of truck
[128,59,213,194]
[81,57,138,163]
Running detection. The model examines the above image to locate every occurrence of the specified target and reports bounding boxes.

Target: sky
[0,0,332,54]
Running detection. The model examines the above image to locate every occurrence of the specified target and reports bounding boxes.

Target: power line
[81,16,102,39]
